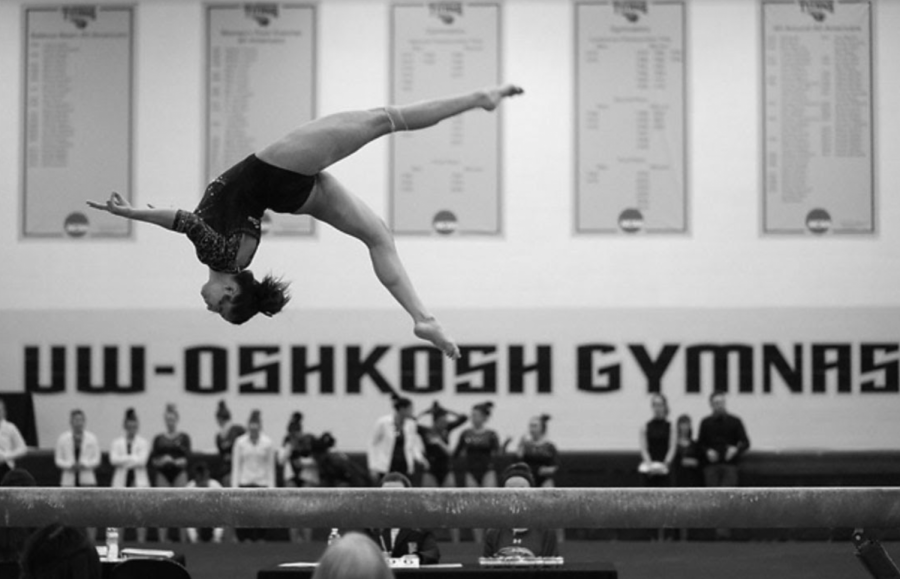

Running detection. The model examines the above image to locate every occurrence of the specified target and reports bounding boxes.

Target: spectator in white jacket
[109,408,150,543]
[0,399,27,481]
[55,409,101,540]
[367,394,427,485]
[55,409,101,488]
[232,409,277,542]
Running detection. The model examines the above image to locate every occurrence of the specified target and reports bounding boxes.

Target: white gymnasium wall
[1,0,899,452]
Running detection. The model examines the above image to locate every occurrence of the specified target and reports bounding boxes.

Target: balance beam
[2,487,899,529]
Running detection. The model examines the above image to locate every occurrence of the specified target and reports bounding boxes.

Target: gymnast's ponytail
[229,270,291,325]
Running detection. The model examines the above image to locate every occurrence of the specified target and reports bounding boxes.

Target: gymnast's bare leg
[256,85,523,358]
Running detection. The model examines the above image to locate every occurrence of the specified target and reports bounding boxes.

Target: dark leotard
[520,438,559,486]
[174,155,316,273]
[420,415,467,484]
[151,432,191,484]
[455,428,500,485]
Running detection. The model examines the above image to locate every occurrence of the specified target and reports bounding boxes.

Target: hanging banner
[22,5,134,239]
[3,307,899,452]
[575,1,687,234]
[762,0,875,234]
[390,2,502,235]
[206,3,316,235]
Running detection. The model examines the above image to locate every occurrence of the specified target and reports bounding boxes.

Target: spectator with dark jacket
[697,392,750,488]
[368,473,439,563]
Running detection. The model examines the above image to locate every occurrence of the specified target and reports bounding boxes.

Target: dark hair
[381,472,412,488]
[69,409,84,420]
[191,461,210,480]
[287,411,303,434]
[473,401,494,417]
[312,432,336,454]
[19,524,101,579]
[501,462,534,487]
[164,403,178,419]
[248,409,262,426]
[535,413,551,434]
[429,401,448,420]
[676,414,693,436]
[227,270,291,325]
[391,394,412,411]
[651,393,669,416]
[123,407,137,427]
[216,400,231,422]
[1,468,35,488]
[709,391,726,403]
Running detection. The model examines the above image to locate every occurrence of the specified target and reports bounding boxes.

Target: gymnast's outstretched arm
[87,192,178,230]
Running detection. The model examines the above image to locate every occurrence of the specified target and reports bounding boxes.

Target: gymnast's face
[200,279,236,317]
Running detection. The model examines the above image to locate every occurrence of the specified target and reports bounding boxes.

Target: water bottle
[327,528,340,546]
[106,527,120,560]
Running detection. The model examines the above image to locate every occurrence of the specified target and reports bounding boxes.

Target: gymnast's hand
[86,192,134,218]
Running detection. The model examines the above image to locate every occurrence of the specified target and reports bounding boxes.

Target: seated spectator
[232,410,276,542]
[367,473,440,563]
[55,409,101,542]
[483,463,559,558]
[19,524,101,579]
[638,394,675,487]
[697,392,751,488]
[313,433,372,488]
[313,532,393,579]
[0,399,28,481]
[109,407,150,544]
[674,414,702,487]
[185,462,224,544]
[0,468,36,567]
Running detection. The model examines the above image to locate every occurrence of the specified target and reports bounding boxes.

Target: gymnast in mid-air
[88,84,524,359]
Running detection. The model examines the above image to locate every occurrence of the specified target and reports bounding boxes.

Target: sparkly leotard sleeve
[174,211,243,274]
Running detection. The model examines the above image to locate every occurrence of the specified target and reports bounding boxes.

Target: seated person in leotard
[483,463,559,559]
[88,85,524,359]
[516,414,559,488]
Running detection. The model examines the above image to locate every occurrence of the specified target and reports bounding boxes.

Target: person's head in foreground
[501,462,535,489]
[19,524,101,579]
[381,472,412,489]
[201,270,290,325]
[312,532,394,579]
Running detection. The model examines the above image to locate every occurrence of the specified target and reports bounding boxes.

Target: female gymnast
[87,85,524,359]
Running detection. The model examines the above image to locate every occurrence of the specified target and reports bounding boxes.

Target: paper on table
[278,562,319,568]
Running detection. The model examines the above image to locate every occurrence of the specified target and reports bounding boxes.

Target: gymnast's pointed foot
[414,317,461,360]
[482,84,524,111]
